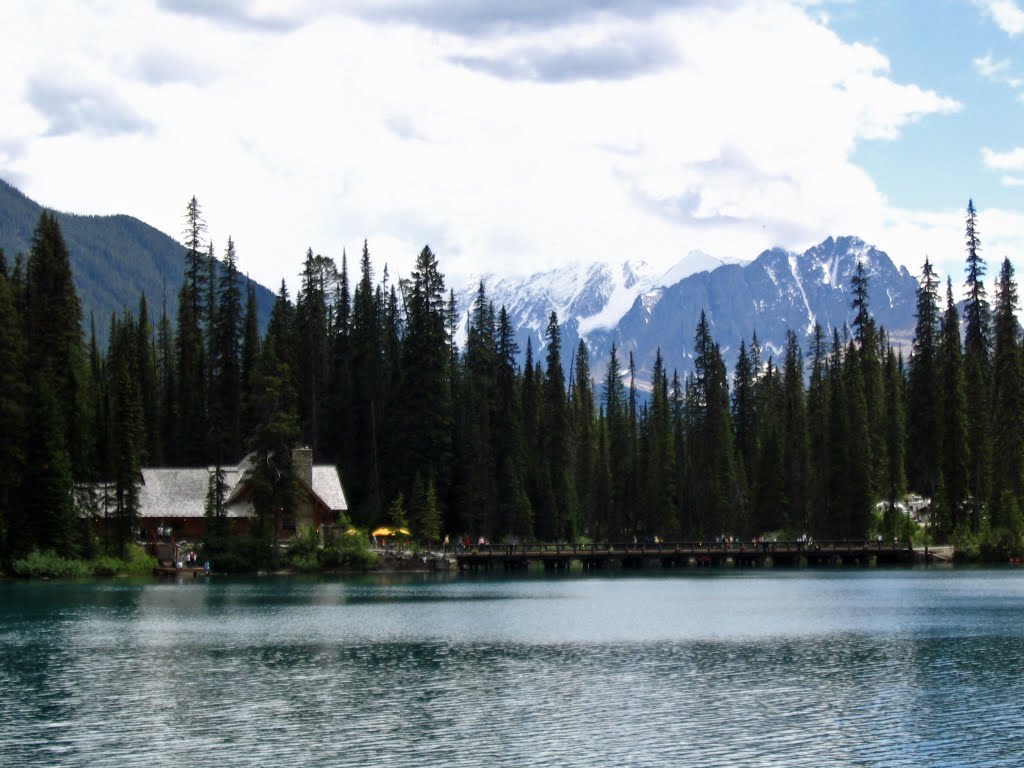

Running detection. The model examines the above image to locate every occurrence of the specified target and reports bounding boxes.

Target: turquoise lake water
[1,568,1023,767]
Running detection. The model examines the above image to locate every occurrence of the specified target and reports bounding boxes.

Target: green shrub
[339,533,376,569]
[92,555,123,577]
[286,525,321,567]
[12,550,93,579]
[122,544,158,575]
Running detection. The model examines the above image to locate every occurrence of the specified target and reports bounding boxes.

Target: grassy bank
[9,545,157,579]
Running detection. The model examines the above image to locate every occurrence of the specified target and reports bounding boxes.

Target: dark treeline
[1,198,1022,566]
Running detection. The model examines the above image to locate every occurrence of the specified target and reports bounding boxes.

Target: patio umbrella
[396,527,411,536]
[343,527,361,537]
[371,527,393,537]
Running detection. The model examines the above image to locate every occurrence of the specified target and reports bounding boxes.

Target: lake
[1,568,1022,767]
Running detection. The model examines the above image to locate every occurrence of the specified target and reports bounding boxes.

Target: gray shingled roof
[138,468,208,519]
[311,465,347,512]
[138,460,346,519]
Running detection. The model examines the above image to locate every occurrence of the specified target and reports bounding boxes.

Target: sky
[1,0,1023,300]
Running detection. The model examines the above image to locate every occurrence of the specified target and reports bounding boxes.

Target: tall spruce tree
[782,331,809,533]
[939,278,968,533]
[806,323,830,536]
[989,257,1024,543]
[907,257,942,498]
[22,213,86,554]
[248,282,300,554]
[962,199,991,530]
[0,258,27,560]
[212,237,244,462]
[398,246,452,521]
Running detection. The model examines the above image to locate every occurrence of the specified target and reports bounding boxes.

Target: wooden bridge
[454,539,943,571]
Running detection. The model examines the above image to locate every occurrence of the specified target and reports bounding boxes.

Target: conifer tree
[646,348,677,536]
[212,237,244,462]
[571,339,597,535]
[249,283,300,553]
[0,259,27,560]
[135,295,161,465]
[782,331,809,533]
[328,252,353,470]
[962,199,991,530]
[806,323,830,535]
[881,346,907,537]
[731,338,757,519]
[349,240,383,522]
[603,343,628,538]
[157,290,178,465]
[939,279,968,533]
[850,261,884,494]
[989,257,1024,543]
[21,213,86,553]
[824,330,849,538]
[398,245,453,518]
[845,342,873,537]
[689,311,738,536]
[754,359,785,535]
[494,306,531,538]
[107,311,142,556]
[460,283,498,536]
[907,257,942,498]
[295,249,332,458]
[239,282,261,444]
[538,312,576,539]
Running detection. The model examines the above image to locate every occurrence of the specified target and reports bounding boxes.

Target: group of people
[175,550,209,572]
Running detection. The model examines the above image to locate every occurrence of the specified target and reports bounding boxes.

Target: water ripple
[2,571,1024,767]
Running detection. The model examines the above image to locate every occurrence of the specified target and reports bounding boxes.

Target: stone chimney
[292,447,313,488]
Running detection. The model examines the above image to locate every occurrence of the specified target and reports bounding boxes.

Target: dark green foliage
[212,238,244,462]
[989,258,1024,546]
[3,189,1017,563]
[939,280,968,533]
[106,311,143,557]
[907,257,942,498]
[0,261,27,559]
[0,179,275,348]
[248,282,300,556]
[962,199,991,531]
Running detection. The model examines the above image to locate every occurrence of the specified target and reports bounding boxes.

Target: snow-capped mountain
[455,250,725,365]
[456,236,919,384]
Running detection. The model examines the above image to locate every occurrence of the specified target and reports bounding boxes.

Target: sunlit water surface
[2,569,1023,767]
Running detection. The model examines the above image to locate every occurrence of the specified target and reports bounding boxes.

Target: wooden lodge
[87,448,348,547]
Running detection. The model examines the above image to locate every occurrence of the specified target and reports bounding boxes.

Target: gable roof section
[138,468,208,519]
[138,461,347,519]
[310,465,347,512]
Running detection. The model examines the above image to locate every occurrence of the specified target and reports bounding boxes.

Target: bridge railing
[459,539,912,557]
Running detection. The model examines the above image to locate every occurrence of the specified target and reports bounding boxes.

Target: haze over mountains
[0,178,920,380]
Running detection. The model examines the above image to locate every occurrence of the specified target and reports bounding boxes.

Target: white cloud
[982,146,1024,171]
[0,1,970,295]
[1002,175,1024,186]
[974,52,1023,87]
[975,0,1024,35]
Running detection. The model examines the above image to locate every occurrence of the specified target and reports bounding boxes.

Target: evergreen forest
[1,198,1021,569]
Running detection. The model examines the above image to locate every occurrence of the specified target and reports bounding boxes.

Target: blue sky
[0,0,1021,299]
[832,0,1024,212]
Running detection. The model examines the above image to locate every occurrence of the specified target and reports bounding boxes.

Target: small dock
[454,539,939,571]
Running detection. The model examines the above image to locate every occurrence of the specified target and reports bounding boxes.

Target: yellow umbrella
[372,527,393,537]
[343,527,361,537]
[396,527,411,536]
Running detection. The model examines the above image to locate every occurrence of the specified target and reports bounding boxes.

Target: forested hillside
[0,179,274,342]
[1,198,1020,571]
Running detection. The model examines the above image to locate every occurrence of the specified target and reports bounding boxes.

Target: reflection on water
[1,570,1023,767]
